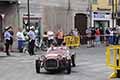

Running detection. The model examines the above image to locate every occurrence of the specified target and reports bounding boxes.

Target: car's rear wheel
[35,60,41,73]
[66,60,71,74]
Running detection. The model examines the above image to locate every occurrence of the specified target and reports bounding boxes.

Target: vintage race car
[35,47,76,74]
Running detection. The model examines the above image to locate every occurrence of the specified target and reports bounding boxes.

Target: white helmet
[30,26,35,30]
[5,26,10,30]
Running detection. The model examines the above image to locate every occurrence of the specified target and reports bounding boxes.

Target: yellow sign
[64,36,80,47]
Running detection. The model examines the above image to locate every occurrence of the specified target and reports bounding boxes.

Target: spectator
[91,27,95,47]
[109,28,114,44]
[86,27,91,48]
[47,30,55,47]
[28,26,36,55]
[105,27,110,46]
[72,28,78,36]
[16,28,25,52]
[95,28,101,47]
[116,26,120,44]
[113,28,117,45]
[56,29,64,46]
[4,26,12,56]
[43,31,48,47]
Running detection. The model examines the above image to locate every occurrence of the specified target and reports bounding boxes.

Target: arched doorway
[0,15,3,42]
[74,13,87,44]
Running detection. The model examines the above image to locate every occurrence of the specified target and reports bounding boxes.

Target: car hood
[45,50,65,59]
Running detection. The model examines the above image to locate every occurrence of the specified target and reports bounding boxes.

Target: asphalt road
[0,45,118,80]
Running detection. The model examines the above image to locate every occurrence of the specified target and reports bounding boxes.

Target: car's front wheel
[35,60,41,73]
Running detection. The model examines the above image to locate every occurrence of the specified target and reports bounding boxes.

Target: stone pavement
[0,45,119,80]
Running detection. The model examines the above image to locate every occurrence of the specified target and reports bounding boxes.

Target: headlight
[63,53,71,59]
[40,55,46,60]
[57,55,62,59]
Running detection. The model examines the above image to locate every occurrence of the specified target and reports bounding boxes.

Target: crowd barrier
[64,36,80,47]
[106,45,120,78]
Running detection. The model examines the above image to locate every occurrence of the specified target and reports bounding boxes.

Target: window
[119,0,120,5]
[92,0,97,4]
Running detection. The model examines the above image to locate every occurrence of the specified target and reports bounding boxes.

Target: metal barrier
[106,45,120,78]
[64,36,80,47]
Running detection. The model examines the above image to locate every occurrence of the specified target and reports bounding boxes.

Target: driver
[47,42,57,53]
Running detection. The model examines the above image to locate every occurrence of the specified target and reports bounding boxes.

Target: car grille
[45,59,58,68]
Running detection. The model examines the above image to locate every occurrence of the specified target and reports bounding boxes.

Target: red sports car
[35,48,75,74]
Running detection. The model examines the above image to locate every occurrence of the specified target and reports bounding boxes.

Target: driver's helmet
[62,42,66,46]
[50,42,57,47]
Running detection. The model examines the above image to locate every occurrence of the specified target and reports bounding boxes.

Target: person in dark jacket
[4,26,12,56]
[9,26,14,52]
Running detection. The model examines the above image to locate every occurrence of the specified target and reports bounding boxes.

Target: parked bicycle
[34,38,48,51]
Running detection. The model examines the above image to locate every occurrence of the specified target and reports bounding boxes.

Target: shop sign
[93,12,111,19]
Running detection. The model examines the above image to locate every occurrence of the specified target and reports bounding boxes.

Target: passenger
[61,42,76,67]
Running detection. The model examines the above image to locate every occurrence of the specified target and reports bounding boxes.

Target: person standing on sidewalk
[16,28,25,52]
[4,26,11,56]
[95,28,101,47]
[56,29,64,46]
[86,27,92,48]
[28,26,36,55]
[9,26,14,52]
[47,30,55,47]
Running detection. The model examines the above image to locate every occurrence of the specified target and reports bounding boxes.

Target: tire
[66,60,71,74]
[35,60,41,73]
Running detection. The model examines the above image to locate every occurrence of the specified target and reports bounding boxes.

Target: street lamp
[88,0,92,28]
[112,0,115,27]
[112,0,118,27]
[27,0,30,30]
[17,0,21,27]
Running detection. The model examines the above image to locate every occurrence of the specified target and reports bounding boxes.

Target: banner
[64,36,80,47]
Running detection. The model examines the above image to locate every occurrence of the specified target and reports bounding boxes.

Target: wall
[18,0,89,34]
[92,0,112,11]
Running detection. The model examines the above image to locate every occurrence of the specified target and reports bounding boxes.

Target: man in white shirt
[47,30,54,47]
[16,28,25,52]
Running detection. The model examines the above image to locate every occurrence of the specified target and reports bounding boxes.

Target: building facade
[0,0,18,42]
[91,0,120,30]
[18,0,89,35]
